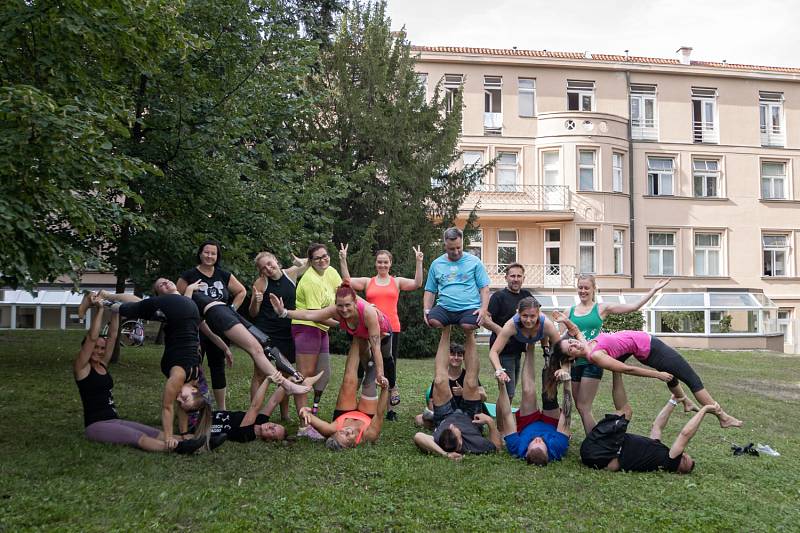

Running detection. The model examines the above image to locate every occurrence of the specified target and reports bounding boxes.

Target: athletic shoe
[389,387,401,406]
[175,436,205,455]
[385,410,398,422]
[297,425,325,442]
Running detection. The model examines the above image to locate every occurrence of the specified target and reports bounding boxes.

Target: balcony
[460,184,574,220]
[485,264,576,288]
[631,117,658,141]
[692,121,719,144]
[760,128,786,147]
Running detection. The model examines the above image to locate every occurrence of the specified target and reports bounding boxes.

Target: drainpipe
[625,69,635,289]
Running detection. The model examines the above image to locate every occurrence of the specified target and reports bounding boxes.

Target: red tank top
[338,298,391,339]
[365,276,401,332]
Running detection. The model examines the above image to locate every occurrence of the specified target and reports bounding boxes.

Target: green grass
[1,330,799,532]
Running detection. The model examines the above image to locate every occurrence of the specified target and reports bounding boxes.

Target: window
[612,153,624,192]
[648,232,675,275]
[778,309,792,344]
[496,152,519,191]
[647,157,674,196]
[579,228,596,274]
[762,234,789,276]
[694,233,722,276]
[693,159,721,198]
[484,76,502,135]
[518,78,535,117]
[463,150,484,189]
[761,161,787,200]
[542,151,562,209]
[567,80,594,111]
[613,230,624,274]
[444,74,463,114]
[578,150,596,191]
[691,87,718,143]
[466,229,483,259]
[760,91,785,146]
[497,230,518,267]
[630,84,657,140]
[417,73,428,100]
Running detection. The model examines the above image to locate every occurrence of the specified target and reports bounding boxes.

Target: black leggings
[357,334,396,388]
[200,332,228,390]
[639,337,704,393]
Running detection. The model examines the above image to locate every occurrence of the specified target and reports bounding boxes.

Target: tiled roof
[411,46,800,74]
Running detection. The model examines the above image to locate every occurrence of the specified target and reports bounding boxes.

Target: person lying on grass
[297,336,390,450]
[414,327,501,460]
[495,344,572,466]
[551,311,742,428]
[205,368,321,444]
[75,293,216,454]
[414,342,487,430]
[580,372,721,474]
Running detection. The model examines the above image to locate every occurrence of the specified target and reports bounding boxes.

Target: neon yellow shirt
[292,267,342,331]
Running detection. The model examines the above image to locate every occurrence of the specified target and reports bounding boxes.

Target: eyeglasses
[312,254,329,262]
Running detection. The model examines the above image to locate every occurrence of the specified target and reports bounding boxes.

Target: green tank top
[568,303,603,367]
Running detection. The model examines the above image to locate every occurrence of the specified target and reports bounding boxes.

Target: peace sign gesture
[413,245,423,262]
[339,242,349,261]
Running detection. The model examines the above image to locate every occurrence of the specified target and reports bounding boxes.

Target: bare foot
[719,412,743,428]
[301,371,324,389]
[281,379,311,395]
[682,398,700,413]
[78,291,93,320]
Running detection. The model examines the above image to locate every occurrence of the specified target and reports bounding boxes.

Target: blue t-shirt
[424,253,490,312]
[504,421,569,462]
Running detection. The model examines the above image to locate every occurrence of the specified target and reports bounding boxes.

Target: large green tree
[312,1,488,356]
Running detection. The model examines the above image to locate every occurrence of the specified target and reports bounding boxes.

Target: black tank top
[180,267,232,304]
[253,272,296,339]
[76,365,118,427]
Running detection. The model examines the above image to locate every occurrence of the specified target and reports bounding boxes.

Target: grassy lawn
[1,330,798,531]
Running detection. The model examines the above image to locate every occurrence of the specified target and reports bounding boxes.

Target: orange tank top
[334,410,372,444]
[365,276,401,332]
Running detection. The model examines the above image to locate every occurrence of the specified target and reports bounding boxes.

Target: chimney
[676,46,693,65]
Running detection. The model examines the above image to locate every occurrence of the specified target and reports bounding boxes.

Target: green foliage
[718,313,733,333]
[660,311,704,333]
[602,311,645,333]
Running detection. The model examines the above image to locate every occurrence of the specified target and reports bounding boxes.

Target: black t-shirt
[180,267,232,304]
[433,411,496,454]
[253,272,296,339]
[488,288,533,355]
[211,411,270,443]
[76,366,118,427]
[619,434,681,472]
[191,291,218,316]
[119,294,201,375]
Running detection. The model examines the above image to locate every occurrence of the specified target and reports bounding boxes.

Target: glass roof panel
[708,293,757,307]
[531,295,554,308]
[556,295,577,307]
[653,293,705,308]
[599,295,622,303]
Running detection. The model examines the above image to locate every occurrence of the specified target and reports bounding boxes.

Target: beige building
[414,45,799,353]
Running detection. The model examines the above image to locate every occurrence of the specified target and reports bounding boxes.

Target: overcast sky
[385,0,800,68]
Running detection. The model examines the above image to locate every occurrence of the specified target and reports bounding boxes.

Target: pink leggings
[85,419,161,448]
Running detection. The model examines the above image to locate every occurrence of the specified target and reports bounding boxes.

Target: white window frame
[761,160,788,200]
[759,91,785,147]
[444,74,463,114]
[693,158,721,198]
[691,87,718,144]
[762,233,790,277]
[578,149,597,191]
[567,80,595,111]
[648,232,676,275]
[466,229,483,260]
[694,232,722,276]
[484,76,503,135]
[647,156,674,196]
[778,308,792,344]
[495,151,520,191]
[630,84,658,140]
[578,228,596,274]
[613,229,624,274]
[497,229,518,267]
[612,152,624,192]
[518,78,536,117]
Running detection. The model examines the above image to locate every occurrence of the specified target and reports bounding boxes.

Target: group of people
[74,229,741,472]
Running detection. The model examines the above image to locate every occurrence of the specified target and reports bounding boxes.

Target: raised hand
[413,245,423,262]
[339,242,348,261]
[269,293,285,315]
[653,278,671,291]
[292,254,306,268]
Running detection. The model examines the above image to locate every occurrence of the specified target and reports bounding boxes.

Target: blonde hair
[254,251,278,269]
[576,273,597,302]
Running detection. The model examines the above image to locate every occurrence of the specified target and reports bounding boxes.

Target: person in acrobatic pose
[413,328,501,460]
[495,344,572,466]
[551,311,742,428]
[580,372,721,474]
[75,292,215,454]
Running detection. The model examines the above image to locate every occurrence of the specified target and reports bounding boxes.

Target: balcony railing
[631,118,658,140]
[692,121,719,144]
[485,264,576,288]
[464,184,572,211]
[760,128,786,147]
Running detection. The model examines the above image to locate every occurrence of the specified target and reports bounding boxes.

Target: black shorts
[160,352,201,382]
[428,306,479,327]
[204,305,242,336]
[580,413,629,469]
[432,398,483,427]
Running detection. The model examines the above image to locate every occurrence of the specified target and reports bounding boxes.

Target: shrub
[602,311,645,333]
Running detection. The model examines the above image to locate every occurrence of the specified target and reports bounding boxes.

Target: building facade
[414,45,799,352]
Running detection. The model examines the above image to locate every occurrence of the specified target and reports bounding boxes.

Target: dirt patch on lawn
[728,379,800,401]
